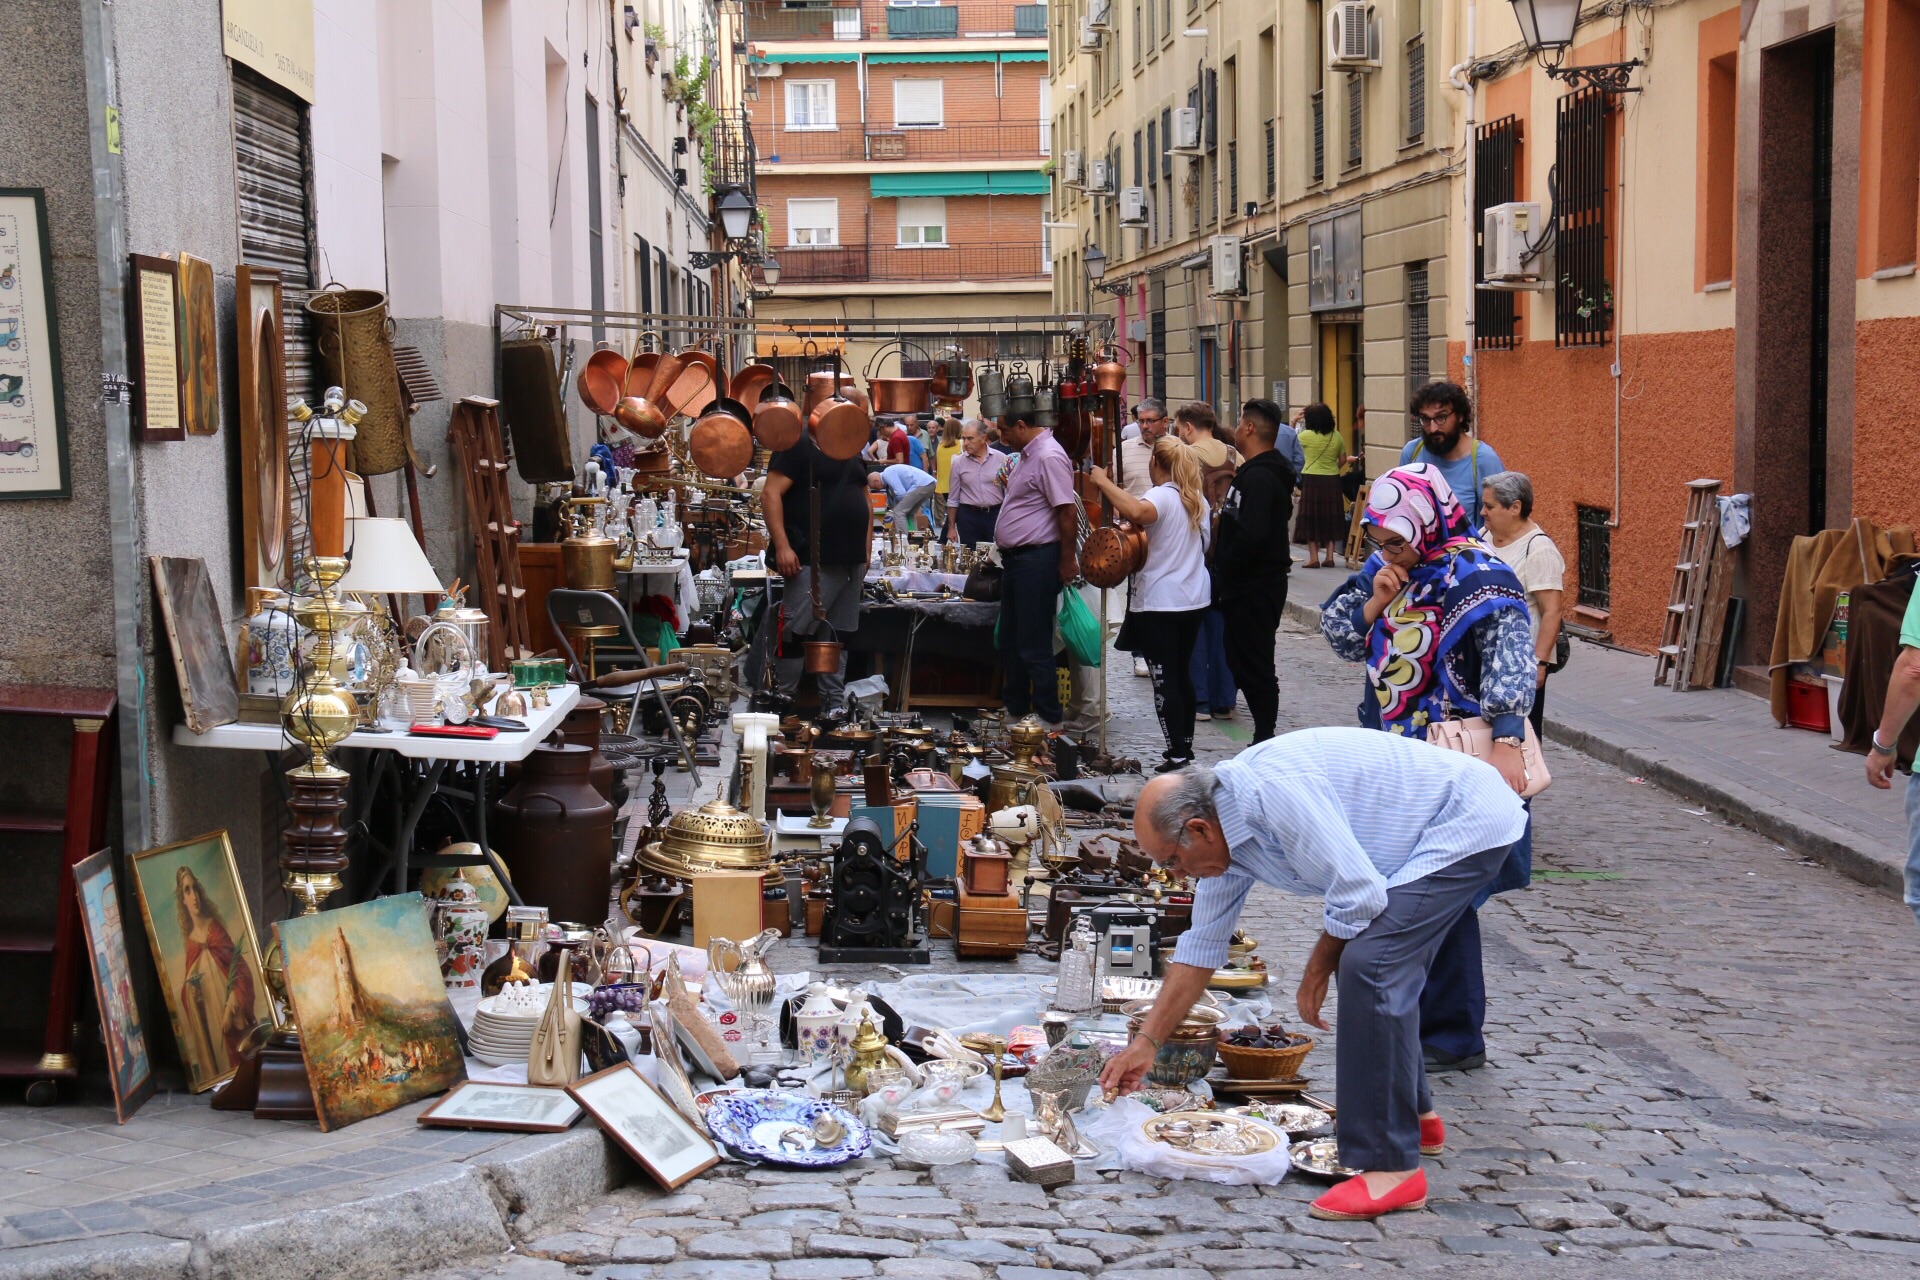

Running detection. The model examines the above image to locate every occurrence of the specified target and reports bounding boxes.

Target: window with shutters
[1405,262,1431,408]
[1405,34,1426,144]
[893,79,944,128]
[897,197,947,246]
[1134,1,1144,63]
[1311,91,1325,182]
[1345,75,1363,170]
[1161,108,1173,179]
[786,81,835,130]
[788,198,839,246]
[1227,141,1239,215]
[1554,86,1613,348]
[1204,69,1218,153]
[1473,114,1521,349]
[1265,118,1277,198]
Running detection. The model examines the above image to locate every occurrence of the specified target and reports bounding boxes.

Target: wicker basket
[1214,1032,1314,1081]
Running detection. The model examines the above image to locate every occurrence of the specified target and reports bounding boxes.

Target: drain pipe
[80,0,153,853]
[1450,4,1477,407]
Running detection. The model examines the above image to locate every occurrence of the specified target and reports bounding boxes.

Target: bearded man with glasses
[1397,381,1504,529]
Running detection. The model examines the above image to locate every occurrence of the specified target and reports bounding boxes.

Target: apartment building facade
[1049,0,1452,481]
[1455,0,1920,662]
[744,0,1054,385]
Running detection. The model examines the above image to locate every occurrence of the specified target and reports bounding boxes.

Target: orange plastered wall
[1852,315,1920,529]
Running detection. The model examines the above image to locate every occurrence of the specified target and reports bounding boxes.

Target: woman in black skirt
[1294,402,1349,568]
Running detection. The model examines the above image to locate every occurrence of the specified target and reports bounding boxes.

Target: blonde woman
[933,415,964,539]
[1089,436,1212,769]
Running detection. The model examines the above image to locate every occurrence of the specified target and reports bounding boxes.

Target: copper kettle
[1092,344,1128,394]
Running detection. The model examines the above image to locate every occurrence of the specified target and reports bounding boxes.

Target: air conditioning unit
[1169,105,1204,153]
[1118,186,1147,225]
[1088,0,1116,32]
[1327,1,1381,70]
[1078,16,1103,50]
[1482,201,1551,288]
[1209,234,1245,296]
[1086,158,1114,195]
[1061,149,1084,186]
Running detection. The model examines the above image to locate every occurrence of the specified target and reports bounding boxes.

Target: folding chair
[546,588,701,783]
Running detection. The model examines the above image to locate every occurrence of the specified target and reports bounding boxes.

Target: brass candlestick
[976,1035,1009,1123]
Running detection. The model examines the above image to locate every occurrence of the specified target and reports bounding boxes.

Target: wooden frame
[418,1081,581,1133]
[73,849,157,1123]
[567,1061,721,1190]
[128,253,184,443]
[151,555,241,733]
[127,830,270,1093]
[0,188,72,498]
[236,265,289,589]
[177,252,220,436]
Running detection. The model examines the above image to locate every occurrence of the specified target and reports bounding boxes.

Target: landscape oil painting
[277,892,465,1131]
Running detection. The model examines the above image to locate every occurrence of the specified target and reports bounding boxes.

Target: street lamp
[713,186,757,242]
[1083,243,1108,283]
[760,252,781,287]
[1507,0,1642,92]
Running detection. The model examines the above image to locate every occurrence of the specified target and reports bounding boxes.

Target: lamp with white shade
[336,517,445,598]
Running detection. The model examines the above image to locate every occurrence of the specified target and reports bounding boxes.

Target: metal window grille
[1228,141,1239,214]
[1406,262,1430,405]
[1134,129,1144,185]
[1554,85,1612,348]
[1345,74,1363,170]
[1205,69,1219,153]
[1150,307,1168,400]
[1161,108,1173,179]
[1474,114,1521,350]
[1406,35,1426,143]
[1311,90,1325,181]
[1576,505,1612,610]
[1264,118,1276,197]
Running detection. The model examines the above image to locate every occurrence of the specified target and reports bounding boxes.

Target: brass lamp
[335,517,445,726]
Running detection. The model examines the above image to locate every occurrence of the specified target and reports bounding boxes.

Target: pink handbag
[1425,717,1552,798]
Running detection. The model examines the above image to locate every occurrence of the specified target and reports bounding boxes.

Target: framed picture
[276,893,466,1131]
[0,189,71,498]
[419,1081,582,1133]
[73,849,157,1123]
[128,831,271,1093]
[151,555,240,734]
[235,265,288,589]
[568,1062,721,1190]
[177,252,219,437]
[647,997,707,1132]
[128,253,183,443]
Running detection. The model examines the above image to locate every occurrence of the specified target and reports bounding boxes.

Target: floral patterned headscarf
[1359,465,1525,731]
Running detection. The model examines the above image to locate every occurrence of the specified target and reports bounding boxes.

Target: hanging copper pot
[690,397,755,478]
[577,343,628,416]
[865,339,933,416]
[930,343,974,402]
[626,332,663,399]
[1092,344,1129,394]
[672,347,722,420]
[643,347,689,404]
[729,361,778,411]
[1081,521,1149,589]
[752,380,806,451]
[808,352,871,461]
[614,395,668,439]
[803,637,844,674]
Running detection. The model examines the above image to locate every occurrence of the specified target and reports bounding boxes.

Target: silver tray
[1289,1137,1360,1180]
[1228,1101,1334,1138]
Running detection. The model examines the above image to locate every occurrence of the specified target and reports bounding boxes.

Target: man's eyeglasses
[1138,414,1165,425]
[1364,531,1411,554]
[1414,409,1455,428]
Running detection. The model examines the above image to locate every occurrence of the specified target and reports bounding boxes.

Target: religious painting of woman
[131,831,271,1091]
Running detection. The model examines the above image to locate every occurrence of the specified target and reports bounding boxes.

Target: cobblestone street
[399,620,1920,1280]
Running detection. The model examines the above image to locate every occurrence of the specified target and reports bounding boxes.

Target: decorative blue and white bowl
[704,1090,872,1167]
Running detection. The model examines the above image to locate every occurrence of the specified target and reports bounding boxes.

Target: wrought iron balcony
[707,108,757,194]
[757,240,1047,284]
[759,119,1050,164]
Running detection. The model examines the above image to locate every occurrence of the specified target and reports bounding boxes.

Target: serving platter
[1141,1110,1281,1156]
[1290,1137,1361,1180]
[704,1090,871,1167]
[1227,1101,1334,1138]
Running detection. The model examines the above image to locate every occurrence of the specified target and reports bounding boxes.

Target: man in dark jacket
[1213,398,1295,742]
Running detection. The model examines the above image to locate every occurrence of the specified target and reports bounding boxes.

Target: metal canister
[493,744,616,926]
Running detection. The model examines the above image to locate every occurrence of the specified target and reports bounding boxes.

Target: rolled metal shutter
[231,67,318,557]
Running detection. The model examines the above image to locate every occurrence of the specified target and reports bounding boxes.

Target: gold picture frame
[128,830,271,1093]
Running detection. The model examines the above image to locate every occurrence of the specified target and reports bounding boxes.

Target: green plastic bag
[1057,589,1102,668]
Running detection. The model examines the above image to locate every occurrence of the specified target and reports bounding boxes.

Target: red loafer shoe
[1420,1114,1445,1156]
[1309,1170,1429,1221]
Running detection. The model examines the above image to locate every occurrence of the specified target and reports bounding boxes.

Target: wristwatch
[1493,735,1525,750]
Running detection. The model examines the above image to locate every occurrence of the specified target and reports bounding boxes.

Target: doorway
[1197,334,1218,410]
[1318,319,1363,456]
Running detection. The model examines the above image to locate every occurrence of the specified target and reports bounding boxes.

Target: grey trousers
[1335,841,1511,1170]
[887,483,937,534]
[774,565,863,709]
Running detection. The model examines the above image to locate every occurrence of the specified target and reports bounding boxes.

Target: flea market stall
[125,299,1335,1206]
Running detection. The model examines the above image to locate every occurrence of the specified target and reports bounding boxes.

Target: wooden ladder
[447,397,532,669]
[1654,479,1730,690]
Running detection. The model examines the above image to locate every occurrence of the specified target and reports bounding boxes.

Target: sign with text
[223,0,315,102]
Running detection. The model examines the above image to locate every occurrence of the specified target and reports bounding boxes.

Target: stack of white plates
[467,983,591,1067]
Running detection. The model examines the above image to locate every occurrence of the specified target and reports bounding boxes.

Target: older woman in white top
[1088,436,1212,770]
[1480,470,1565,737]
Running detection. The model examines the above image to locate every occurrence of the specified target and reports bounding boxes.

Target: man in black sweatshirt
[1213,398,1296,742]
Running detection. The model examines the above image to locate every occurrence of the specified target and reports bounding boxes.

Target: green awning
[761,52,859,63]
[871,171,1051,197]
[1000,51,1049,62]
[867,52,999,64]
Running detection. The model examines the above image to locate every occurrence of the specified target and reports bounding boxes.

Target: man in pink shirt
[993,415,1079,727]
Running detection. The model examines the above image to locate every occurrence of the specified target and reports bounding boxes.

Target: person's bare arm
[1534,588,1563,685]
[762,471,798,578]
[1362,563,1408,625]
[1087,467,1158,526]
[1868,647,1920,788]
[1053,504,1079,584]
[1097,962,1211,1096]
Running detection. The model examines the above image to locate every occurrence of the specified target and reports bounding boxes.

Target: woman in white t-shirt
[1088,437,1211,770]
[1481,470,1565,736]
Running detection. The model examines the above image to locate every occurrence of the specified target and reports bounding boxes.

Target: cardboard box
[692,869,766,950]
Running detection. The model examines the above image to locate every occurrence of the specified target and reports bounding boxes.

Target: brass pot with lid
[560,496,619,593]
[988,715,1049,814]
[639,798,772,880]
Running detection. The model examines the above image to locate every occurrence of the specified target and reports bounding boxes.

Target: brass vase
[808,755,837,829]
